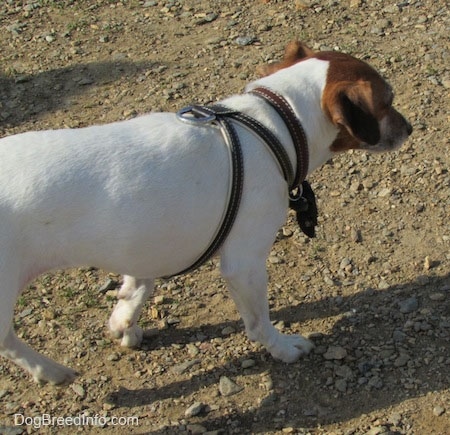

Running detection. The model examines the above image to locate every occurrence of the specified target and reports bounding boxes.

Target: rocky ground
[0,0,449,434]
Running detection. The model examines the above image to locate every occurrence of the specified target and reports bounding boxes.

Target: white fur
[0,58,407,384]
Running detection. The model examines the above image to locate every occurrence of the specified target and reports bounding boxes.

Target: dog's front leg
[108,276,153,348]
[221,256,314,363]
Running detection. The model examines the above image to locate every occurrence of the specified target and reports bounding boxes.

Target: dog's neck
[244,58,339,174]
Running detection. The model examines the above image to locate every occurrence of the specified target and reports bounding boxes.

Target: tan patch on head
[319,51,394,149]
[257,40,315,77]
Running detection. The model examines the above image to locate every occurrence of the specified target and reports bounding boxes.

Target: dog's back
[0,113,229,279]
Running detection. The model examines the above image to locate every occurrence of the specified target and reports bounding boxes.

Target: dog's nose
[406,121,413,136]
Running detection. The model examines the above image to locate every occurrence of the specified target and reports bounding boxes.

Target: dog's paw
[120,325,143,348]
[33,362,78,385]
[268,333,314,363]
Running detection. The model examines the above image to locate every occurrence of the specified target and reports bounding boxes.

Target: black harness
[166,87,317,278]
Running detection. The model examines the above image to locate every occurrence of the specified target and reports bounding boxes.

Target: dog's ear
[257,40,315,77]
[326,81,381,145]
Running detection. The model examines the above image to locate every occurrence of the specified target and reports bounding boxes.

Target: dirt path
[0,1,449,434]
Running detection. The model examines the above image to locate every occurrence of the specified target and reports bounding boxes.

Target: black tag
[289,180,318,238]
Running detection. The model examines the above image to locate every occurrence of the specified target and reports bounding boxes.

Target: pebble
[107,352,120,362]
[335,378,347,392]
[398,297,419,314]
[219,376,243,396]
[394,353,410,367]
[269,255,282,264]
[71,384,86,398]
[323,275,336,286]
[389,412,402,426]
[323,346,347,360]
[432,405,445,416]
[185,401,204,417]
[429,292,445,301]
[234,36,255,46]
[241,358,256,369]
[378,279,390,290]
[221,326,235,335]
[171,359,200,375]
[2,1,448,433]
[154,295,166,305]
[378,187,392,197]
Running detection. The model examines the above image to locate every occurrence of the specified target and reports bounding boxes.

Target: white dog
[0,41,412,384]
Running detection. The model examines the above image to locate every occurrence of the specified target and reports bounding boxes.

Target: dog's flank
[0,41,412,385]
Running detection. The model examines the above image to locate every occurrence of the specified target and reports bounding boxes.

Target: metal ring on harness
[176,106,216,125]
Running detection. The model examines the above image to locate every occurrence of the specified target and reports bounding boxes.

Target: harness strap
[164,106,244,278]
[212,105,295,189]
[167,88,311,278]
[249,87,309,191]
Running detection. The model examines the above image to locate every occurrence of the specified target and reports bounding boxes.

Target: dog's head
[259,41,412,153]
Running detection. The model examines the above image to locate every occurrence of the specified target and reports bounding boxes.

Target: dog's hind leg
[108,276,153,348]
[0,269,77,384]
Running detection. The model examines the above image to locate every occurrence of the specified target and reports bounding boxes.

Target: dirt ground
[0,1,449,434]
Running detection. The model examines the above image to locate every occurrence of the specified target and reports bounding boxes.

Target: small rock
[171,359,200,375]
[323,346,347,360]
[398,297,418,314]
[71,384,86,398]
[350,0,362,7]
[392,330,407,342]
[378,187,392,197]
[335,364,353,379]
[394,353,410,367]
[259,392,278,407]
[351,227,362,243]
[241,359,256,369]
[154,295,166,305]
[235,36,255,46]
[366,426,389,435]
[378,279,390,290]
[185,402,204,417]
[433,405,445,416]
[282,227,293,237]
[335,378,347,392]
[221,326,235,336]
[187,343,200,357]
[389,412,402,426]
[219,376,243,396]
[323,275,336,286]
[269,255,282,264]
[195,12,218,25]
[429,292,445,301]
[107,352,120,362]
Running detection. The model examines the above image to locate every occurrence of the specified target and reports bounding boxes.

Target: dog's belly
[0,114,230,278]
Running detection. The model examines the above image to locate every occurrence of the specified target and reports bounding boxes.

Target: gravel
[0,0,449,434]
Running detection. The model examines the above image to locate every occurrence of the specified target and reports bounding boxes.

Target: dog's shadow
[0,59,162,130]
[106,271,450,433]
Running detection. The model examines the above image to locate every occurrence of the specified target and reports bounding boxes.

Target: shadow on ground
[105,271,449,433]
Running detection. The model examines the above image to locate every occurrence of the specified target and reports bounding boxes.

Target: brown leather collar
[249,87,309,191]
